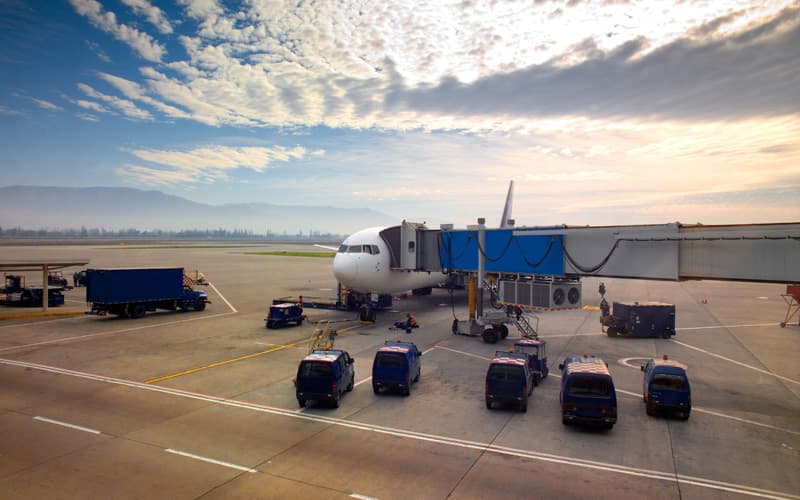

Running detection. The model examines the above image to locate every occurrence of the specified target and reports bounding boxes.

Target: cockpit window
[338,244,380,255]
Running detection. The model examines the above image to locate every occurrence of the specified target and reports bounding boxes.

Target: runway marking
[670,339,800,386]
[0,315,86,329]
[435,346,491,361]
[33,416,101,435]
[145,344,295,384]
[677,322,778,331]
[0,312,236,353]
[206,281,237,313]
[2,359,797,500]
[350,494,379,500]
[165,448,256,473]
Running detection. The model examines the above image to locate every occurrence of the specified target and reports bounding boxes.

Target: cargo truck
[86,268,209,318]
[600,300,676,338]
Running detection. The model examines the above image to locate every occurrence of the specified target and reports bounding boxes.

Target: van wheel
[562,416,570,426]
[413,368,420,383]
[681,410,690,420]
[346,376,354,392]
[332,393,340,408]
[372,382,379,394]
[520,401,527,413]
[646,401,656,416]
[533,374,540,387]
[486,400,492,410]
[297,398,306,408]
[194,301,206,311]
[403,378,411,396]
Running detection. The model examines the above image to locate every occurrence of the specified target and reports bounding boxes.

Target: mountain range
[0,186,395,235]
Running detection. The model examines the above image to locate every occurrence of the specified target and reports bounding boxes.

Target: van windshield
[300,361,332,377]
[568,376,611,397]
[652,374,689,391]
[487,365,524,381]
[376,352,406,367]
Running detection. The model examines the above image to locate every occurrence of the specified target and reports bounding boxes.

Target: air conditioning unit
[498,279,581,309]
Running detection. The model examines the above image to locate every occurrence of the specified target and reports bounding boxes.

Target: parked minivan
[559,355,617,428]
[642,355,691,419]
[485,351,534,412]
[295,349,355,408]
[372,340,421,396]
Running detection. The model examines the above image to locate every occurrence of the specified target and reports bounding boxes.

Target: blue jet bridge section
[439,227,565,276]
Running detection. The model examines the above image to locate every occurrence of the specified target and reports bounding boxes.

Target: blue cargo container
[86,268,209,318]
[602,301,675,338]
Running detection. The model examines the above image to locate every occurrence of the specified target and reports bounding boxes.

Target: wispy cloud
[68,0,165,62]
[0,105,24,116]
[118,145,320,185]
[78,83,152,120]
[120,0,173,34]
[84,40,111,62]
[76,112,100,122]
[30,98,63,111]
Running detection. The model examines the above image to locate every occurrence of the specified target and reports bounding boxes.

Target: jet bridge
[399,220,800,309]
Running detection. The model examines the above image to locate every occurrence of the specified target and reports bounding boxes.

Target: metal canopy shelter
[0,259,89,312]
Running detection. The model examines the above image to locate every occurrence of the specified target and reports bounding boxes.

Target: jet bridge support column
[476,218,486,320]
[42,264,48,312]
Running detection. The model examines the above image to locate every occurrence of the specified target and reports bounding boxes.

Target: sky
[1,0,799,230]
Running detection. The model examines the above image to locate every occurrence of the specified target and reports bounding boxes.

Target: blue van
[485,351,534,412]
[295,349,355,408]
[372,340,421,396]
[642,356,691,419]
[559,356,617,428]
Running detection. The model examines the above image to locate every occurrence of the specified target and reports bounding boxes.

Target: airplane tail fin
[500,180,514,228]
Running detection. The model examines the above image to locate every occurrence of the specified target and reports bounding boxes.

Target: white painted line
[33,416,101,435]
[0,312,236,353]
[676,323,778,331]
[757,297,769,300]
[354,376,372,387]
[0,315,86,330]
[4,359,798,500]
[435,346,491,361]
[206,281,237,314]
[350,493,380,500]
[670,339,800,386]
[165,448,256,473]
[539,332,604,338]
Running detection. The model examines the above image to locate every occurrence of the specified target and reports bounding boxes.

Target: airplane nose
[333,255,358,285]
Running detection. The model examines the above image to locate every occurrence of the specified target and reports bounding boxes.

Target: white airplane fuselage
[332,226,442,294]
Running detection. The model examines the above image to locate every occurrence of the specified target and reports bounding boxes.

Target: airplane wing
[314,244,340,251]
[500,180,514,228]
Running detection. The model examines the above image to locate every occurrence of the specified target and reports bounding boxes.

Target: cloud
[120,0,173,34]
[30,98,63,111]
[76,113,100,122]
[68,0,165,62]
[118,145,320,185]
[75,99,109,113]
[388,6,800,121]
[0,105,24,116]
[97,72,191,119]
[78,83,153,120]
[84,40,111,62]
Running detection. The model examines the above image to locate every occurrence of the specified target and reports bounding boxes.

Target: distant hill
[0,186,395,234]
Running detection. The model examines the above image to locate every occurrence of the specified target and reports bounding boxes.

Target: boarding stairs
[513,313,539,339]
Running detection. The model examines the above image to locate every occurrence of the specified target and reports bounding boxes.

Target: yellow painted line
[582,305,600,311]
[0,311,85,320]
[145,344,294,384]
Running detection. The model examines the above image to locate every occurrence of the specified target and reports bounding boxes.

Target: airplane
[318,181,515,320]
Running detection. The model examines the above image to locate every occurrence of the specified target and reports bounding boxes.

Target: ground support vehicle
[47,271,71,289]
[601,300,675,338]
[559,355,617,429]
[372,340,421,396]
[642,356,691,419]
[780,284,800,328]
[1,275,64,307]
[86,268,209,318]
[485,350,534,412]
[513,338,548,385]
[266,302,305,328]
[295,349,355,408]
